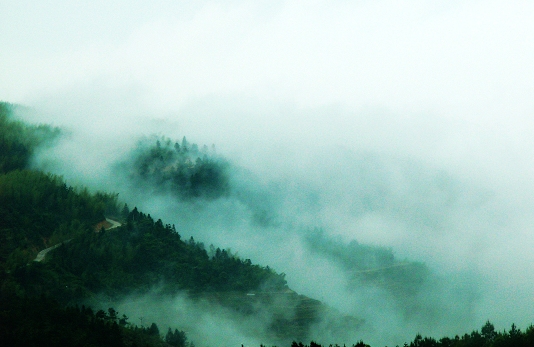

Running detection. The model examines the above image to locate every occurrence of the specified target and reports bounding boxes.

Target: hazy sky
[3,0,534,344]
[2,1,534,176]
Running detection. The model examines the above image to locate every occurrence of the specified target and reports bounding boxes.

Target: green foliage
[0,294,169,347]
[0,169,119,269]
[123,135,230,199]
[400,321,534,347]
[166,328,188,347]
[5,104,534,347]
[44,207,287,299]
[0,102,60,173]
[289,322,534,347]
[291,342,369,347]
[0,103,116,270]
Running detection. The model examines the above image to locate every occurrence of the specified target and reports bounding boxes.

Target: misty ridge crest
[305,228,428,296]
[117,134,230,200]
[111,131,481,325]
[303,228,472,325]
[0,102,60,173]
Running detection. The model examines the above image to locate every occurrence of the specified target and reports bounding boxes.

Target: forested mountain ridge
[0,102,287,300]
[0,102,180,346]
[118,134,230,200]
[0,102,60,173]
[3,101,534,347]
[0,101,351,344]
[0,102,117,270]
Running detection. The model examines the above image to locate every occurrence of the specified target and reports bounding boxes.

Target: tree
[165,328,187,347]
[148,322,160,336]
[181,136,188,152]
[108,307,118,321]
[121,204,130,219]
[481,320,496,342]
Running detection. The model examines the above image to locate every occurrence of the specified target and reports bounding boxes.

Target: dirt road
[34,218,121,262]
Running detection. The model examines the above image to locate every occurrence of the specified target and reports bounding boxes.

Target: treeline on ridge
[291,319,534,347]
[0,102,59,173]
[0,293,182,347]
[121,135,230,199]
[44,205,288,300]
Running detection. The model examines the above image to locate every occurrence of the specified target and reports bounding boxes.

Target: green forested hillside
[119,135,230,199]
[0,102,323,344]
[0,102,118,270]
[46,207,287,299]
[0,102,180,346]
[0,102,60,173]
[0,294,170,347]
[0,169,119,270]
[2,101,534,347]
[0,103,289,316]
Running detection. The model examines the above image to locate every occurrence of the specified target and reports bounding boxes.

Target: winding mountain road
[33,218,121,262]
[105,218,121,229]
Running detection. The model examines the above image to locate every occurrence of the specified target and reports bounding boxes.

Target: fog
[3,1,534,346]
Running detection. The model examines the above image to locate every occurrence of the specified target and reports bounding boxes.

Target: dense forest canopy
[119,135,230,199]
[0,102,60,173]
[0,102,117,270]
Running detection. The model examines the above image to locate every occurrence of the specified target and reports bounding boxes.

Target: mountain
[0,101,361,345]
[3,101,534,347]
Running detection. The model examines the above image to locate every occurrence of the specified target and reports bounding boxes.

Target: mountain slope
[0,102,360,344]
